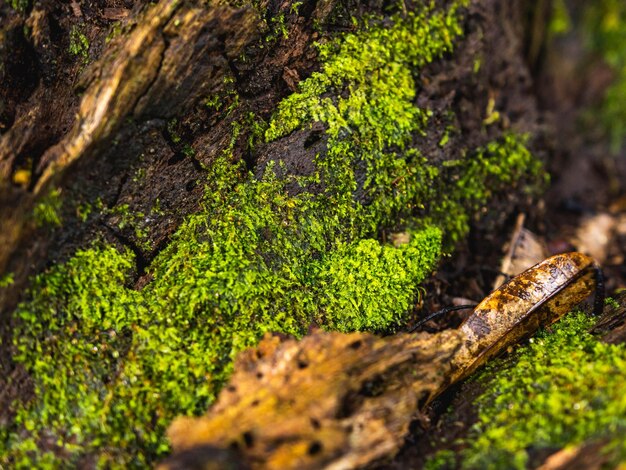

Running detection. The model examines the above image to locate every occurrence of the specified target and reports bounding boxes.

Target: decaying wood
[161,329,463,470]
[1,1,259,192]
[0,0,260,275]
[161,253,604,469]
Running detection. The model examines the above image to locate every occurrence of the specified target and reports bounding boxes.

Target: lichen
[460,311,626,469]
[1,0,545,467]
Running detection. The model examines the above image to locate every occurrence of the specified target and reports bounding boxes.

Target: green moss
[549,0,572,35]
[108,204,152,248]
[69,26,90,62]
[166,118,182,143]
[461,311,626,469]
[0,272,14,288]
[317,227,441,332]
[105,23,122,44]
[8,0,29,12]
[430,134,546,247]
[2,151,442,466]
[32,188,63,228]
[425,449,456,470]
[2,1,545,466]
[605,296,620,309]
[268,12,289,40]
[202,76,240,115]
[265,4,464,143]
[265,2,542,246]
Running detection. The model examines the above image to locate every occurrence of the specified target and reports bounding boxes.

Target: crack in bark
[99,221,149,281]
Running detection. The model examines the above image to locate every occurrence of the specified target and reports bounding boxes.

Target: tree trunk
[0,0,550,466]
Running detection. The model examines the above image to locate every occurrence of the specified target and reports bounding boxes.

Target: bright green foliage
[69,26,90,62]
[0,272,14,288]
[265,3,468,142]
[2,153,442,466]
[317,227,441,332]
[2,1,545,467]
[265,2,467,237]
[584,0,626,151]
[108,203,152,250]
[424,449,457,470]
[33,188,63,227]
[7,0,29,12]
[430,134,546,246]
[462,312,626,469]
[265,1,541,246]
[549,0,572,35]
[3,245,142,467]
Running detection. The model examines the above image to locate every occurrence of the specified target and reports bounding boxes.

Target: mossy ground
[426,310,626,469]
[0,1,544,467]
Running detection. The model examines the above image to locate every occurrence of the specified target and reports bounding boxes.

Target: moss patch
[1,155,443,467]
[459,312,626,469]
[69,25,90,63]
[32,188,63,228]
[8,0,30,12]
[265,2,467,240]
[1,1,545,467]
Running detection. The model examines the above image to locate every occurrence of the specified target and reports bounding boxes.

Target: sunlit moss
[8,0,30,12]
[32,188,63,228]
[0,272,14,288]
[461,312,626,469]
[2,152,443,467]
[1,0,545,466]
[69,26,90,62]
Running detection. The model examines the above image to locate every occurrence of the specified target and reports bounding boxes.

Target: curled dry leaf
[448,252,600,388]
[493,213,547,289]
[572,212,616,265]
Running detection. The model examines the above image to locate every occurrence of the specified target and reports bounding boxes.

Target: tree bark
[0,0,549,465]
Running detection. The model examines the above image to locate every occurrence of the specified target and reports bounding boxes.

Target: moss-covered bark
[423,298,626,470]
[0,0,548,466]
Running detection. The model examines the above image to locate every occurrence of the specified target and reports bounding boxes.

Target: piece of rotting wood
[32,0,259,194]
[161,330,464,470]
[161,253,603,469]
[0,0,260,275]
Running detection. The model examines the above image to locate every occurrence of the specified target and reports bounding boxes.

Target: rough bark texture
[0,0,542,308]
[162,329,463,470]
[0,0,555,466]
